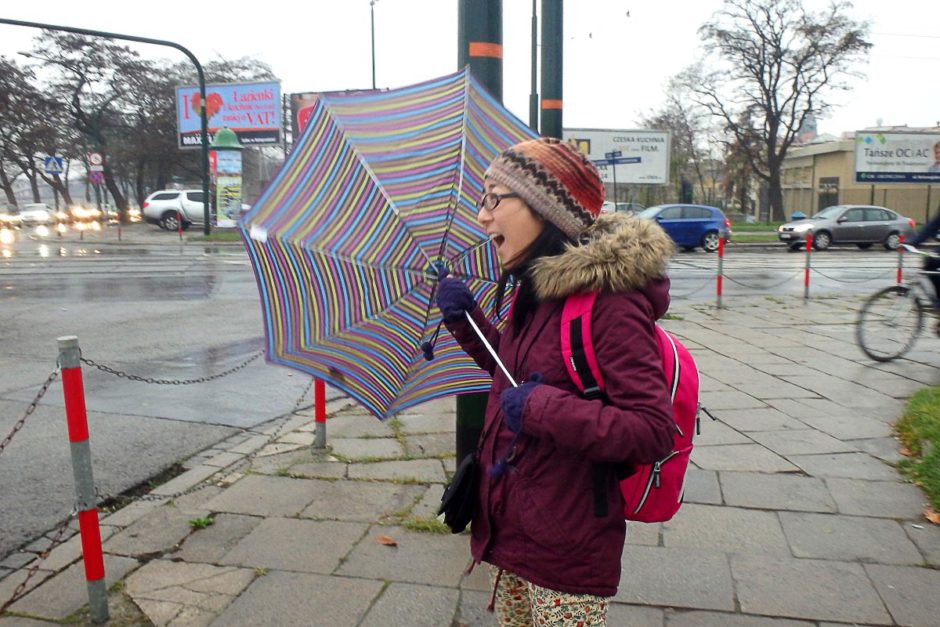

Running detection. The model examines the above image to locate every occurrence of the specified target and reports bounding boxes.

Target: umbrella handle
[463,311,518,388]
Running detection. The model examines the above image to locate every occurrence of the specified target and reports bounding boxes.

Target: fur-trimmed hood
[529,212,675,301]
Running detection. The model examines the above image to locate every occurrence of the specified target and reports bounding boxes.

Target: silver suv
[142,190,207,230]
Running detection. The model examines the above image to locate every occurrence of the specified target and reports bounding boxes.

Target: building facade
[781,128,940,224]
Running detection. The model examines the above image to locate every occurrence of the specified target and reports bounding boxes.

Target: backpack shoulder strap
[561,292,609,518]
[654,325,680,403]
[561,292,605,400]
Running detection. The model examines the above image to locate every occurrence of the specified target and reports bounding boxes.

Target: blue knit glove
[500,373,544,433]
[436,277,476,322]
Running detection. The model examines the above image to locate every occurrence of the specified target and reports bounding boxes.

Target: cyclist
[908,210,940,308]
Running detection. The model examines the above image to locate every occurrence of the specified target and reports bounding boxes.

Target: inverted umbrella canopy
[240,69,538,419]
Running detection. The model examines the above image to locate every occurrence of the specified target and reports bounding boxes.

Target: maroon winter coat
[445,213,677,597]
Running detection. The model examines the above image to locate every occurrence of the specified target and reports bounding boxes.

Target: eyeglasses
[478,191,520,213]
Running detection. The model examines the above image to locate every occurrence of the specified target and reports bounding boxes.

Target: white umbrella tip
[248,224,268,243]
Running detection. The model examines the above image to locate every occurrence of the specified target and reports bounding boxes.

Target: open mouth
[490,234,505,248]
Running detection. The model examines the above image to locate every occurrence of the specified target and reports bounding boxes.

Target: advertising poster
[854,132,940,183]
[215,176,243,227]
[176,81,281,149]
[563,128,671,185]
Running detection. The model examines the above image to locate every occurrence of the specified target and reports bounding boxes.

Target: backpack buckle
[583,385,603,400]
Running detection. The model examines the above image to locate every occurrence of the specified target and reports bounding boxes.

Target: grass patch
[730,222,783,232]
[188,230,243,242]
[401,516,451,534]
[188,516,215,530]
[895,386,940,512]
[730,233,780,243]
[661,313,684,321]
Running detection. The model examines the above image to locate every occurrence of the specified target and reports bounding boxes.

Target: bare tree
[678,0,871,221]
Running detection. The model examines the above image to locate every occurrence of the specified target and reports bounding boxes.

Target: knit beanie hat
[484,137,605,239]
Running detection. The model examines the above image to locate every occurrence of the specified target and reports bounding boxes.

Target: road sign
[87,152,104,172]
[43,156,64,175]
[604,150,623,159]
[593,156,642,166]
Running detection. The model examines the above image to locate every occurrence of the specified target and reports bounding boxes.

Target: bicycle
[856,244,940,362]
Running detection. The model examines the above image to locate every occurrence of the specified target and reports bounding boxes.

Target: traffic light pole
[0,18,212,235]
[456,0,503,464]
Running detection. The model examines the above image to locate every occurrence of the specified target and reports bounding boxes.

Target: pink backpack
[560,292,702,523]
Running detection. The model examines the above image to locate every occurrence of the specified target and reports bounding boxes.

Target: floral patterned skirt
[489,567,609,626]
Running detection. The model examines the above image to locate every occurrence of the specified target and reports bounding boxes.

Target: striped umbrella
[240,69,537,420]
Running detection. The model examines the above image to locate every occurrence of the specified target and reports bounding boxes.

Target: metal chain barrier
[723,269,806,291]
[80,351,262,385]
[0,369,60,457]
[669,277,715,299]
[94,376,317,508]
[0,510,75,613]
[809,266,897,284]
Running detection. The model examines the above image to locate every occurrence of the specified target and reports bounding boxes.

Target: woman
[436,137,676,626]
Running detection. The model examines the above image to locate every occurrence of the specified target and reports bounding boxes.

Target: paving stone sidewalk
[2,295,939,626]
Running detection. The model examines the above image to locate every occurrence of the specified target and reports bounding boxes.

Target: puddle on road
[0,275,217,301]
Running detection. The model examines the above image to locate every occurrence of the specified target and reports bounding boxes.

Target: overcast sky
[1,0,937,138]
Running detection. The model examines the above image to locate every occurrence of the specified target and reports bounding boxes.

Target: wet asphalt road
[0,224,333,560]
[0,223,908,561]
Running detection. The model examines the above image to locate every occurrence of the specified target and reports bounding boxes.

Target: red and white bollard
[57,336,108,623]
[897,234,905,285]
[803,230,813,300]
[312,378,327,449]
[716,235,725,309]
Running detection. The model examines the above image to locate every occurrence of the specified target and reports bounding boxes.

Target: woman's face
[477,180,545,270]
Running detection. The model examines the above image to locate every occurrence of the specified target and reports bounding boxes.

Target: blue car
[637,204,733,253]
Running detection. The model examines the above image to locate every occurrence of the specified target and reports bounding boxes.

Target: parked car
[637,204,732,253]
[18,203,53,226]
[0,206,23,228]
[777,205,915,251]
[142,190,207,230]
[601,201,644,215]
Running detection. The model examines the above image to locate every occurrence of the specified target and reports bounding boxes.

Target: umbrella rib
[321,99,434,272]
[276,235,430,279]
[435,70,472,264]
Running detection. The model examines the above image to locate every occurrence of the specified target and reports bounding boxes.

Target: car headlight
[791,223,813,233]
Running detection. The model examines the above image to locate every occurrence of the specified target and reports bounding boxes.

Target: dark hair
[494,221,575,330]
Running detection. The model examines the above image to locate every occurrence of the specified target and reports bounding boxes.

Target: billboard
[563,128,671,185]
[176,81,282,149]
[289,89,380,142]
[854,131,940,183]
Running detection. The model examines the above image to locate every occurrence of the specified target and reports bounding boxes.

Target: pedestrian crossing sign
[43,156,64,175]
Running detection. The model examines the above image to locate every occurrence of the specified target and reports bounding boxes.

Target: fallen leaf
[376,534,398,547]
[924,508,940,525]
[899,446,912,457]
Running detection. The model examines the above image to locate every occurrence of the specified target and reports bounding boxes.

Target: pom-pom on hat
[484,137,605,240]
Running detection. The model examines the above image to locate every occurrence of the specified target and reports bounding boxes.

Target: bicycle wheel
[856,286,924,362]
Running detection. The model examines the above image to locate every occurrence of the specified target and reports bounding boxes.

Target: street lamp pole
[370,0,379,89]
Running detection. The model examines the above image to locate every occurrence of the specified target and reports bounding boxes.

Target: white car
[18,203,53,226]
[142,190,207,230]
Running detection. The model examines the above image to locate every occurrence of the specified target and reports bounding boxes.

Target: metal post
[312,379,327,449]
[612,156,618,203]
[57,336,108,624]
[528,0,539,132]
[716,236,724,309]
[370,0,378,89]
[457,0,502,465]
[540,0,563,138]
[897,234,905,285]
[803,231,812,300]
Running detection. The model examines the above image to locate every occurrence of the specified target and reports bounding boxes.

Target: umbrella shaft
[464,311,517,387]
